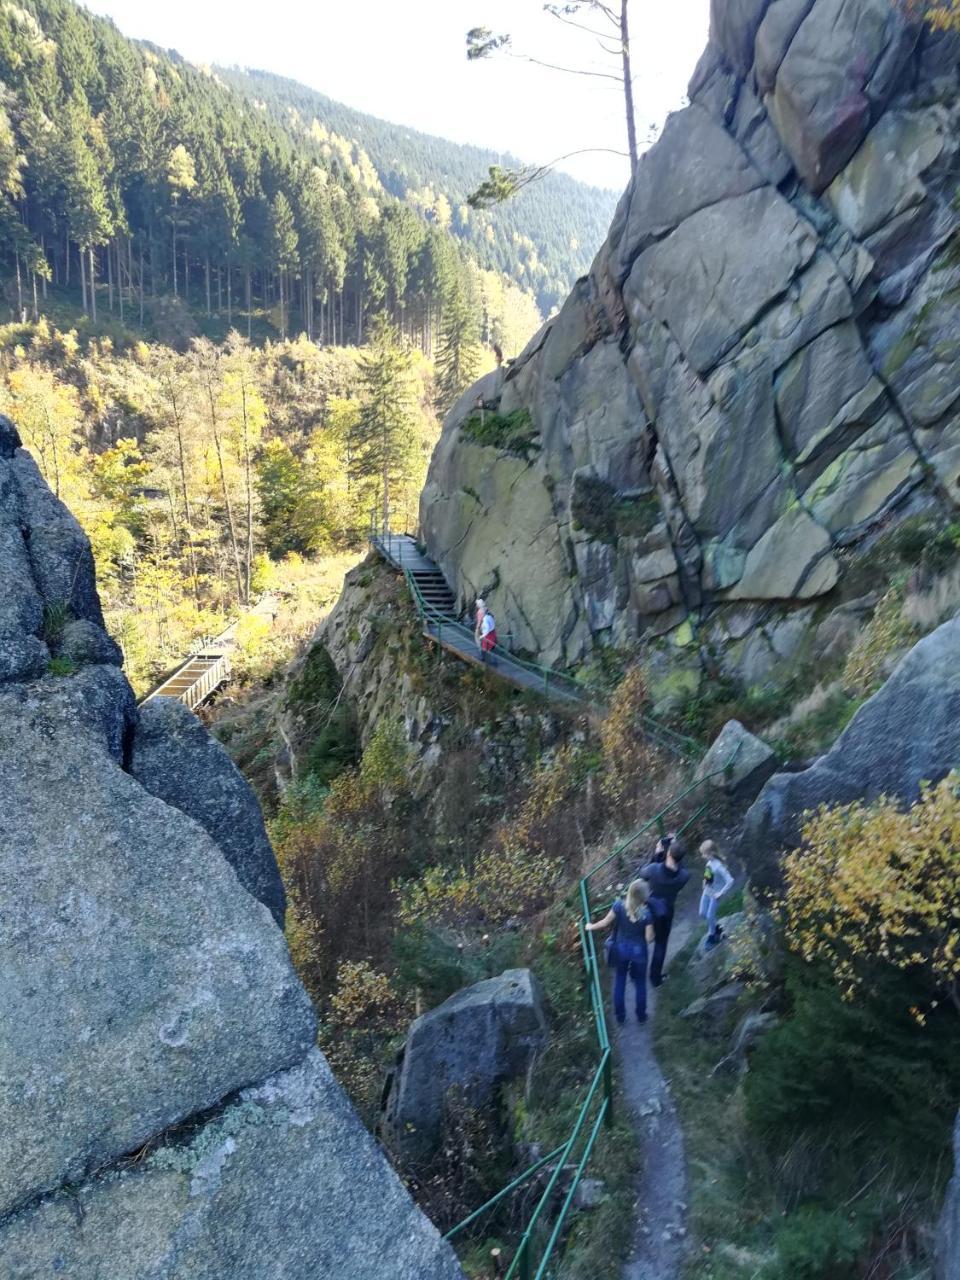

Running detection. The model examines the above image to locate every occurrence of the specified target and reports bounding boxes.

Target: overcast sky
[84,0,710,192]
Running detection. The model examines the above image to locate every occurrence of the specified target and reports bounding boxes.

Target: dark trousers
[612,941,649,1022]
[649,909,674,987]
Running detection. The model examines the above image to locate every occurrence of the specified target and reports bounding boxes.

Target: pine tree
[270,190,298,338]
[350,314,416,533]
[434,271,481,418]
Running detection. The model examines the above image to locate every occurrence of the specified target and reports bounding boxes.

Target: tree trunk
[246,269,252,340]
[227,263,232,326]
[41,234,48,298]
[14,251,22,318]
[89,246,97,323]
[170,388,201,604]
[217,265,222,313]
[172,219,178,296]
[240,377,255,605]
[183,245,189,304]
[206,385,244,603]
[118,241,124,324]
[139,239,145,327]
[621,0,638,178]
[31,270,38,321]
[205,255,211,317]
[79,247,87,314]
[64,226,70,286]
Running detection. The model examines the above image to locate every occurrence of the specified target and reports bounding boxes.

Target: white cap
[476,597,486,608]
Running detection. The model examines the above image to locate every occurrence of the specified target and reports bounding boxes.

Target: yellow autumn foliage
[781,774,960,1018]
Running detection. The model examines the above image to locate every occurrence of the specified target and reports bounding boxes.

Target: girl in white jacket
[699,839,733,949]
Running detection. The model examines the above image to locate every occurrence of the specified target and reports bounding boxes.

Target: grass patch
[47,655,79,677]
[769,684,863,762]
[461,408,539,459]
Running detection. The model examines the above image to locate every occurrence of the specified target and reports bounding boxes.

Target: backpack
[603,900,621,967]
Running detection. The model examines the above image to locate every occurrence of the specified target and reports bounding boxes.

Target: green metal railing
[369,514,703,758]
[402,567,703,761]
[444,743,740,1278]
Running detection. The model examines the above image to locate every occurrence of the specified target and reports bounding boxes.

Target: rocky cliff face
[421,0,960,694]
[0,414,462,1278]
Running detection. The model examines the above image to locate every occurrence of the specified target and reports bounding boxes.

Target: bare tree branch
[518,54,623,82]
[543,8,615,40]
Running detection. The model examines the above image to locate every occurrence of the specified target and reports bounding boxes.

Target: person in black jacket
[639,838,691,987]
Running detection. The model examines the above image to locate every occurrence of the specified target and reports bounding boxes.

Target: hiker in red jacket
[478,602,497,660]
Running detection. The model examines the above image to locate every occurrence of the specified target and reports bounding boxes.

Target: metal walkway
[372,532,591,705]
[371,530,703,756]
[140,649,232,712]
[139,593,280,712]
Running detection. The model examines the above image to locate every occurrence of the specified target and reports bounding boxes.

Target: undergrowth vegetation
[461,407,539,458]
[266,639,686,1275]
[656,776,960,1280]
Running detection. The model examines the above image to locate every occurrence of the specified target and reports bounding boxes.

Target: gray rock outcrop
[0,426,463,1278]
[0,1052,462,1280]
[383,969,548,1165]
[696,718,777,799]
[420,2,960,691]
[131,697,287,924]
[741,613,960,885]
[937,1112,960,1280]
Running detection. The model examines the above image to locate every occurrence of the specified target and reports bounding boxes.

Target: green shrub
[769,1206,868,1279]
[893,518,960,573]
[612,493,661,539]
[745,961,960,1155]
[570,476,661,545]
[461,408,539,458]
[286,643,359,786]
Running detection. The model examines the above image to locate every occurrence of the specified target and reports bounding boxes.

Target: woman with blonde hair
[586,878,656,1024]
[699,839,733,950]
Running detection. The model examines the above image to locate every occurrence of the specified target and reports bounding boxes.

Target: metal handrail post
[518,1239,531,1280]
[602,1052,614,1128]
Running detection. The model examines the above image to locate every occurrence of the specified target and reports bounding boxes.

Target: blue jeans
[699,890,719,937]
[612,940,649,1022]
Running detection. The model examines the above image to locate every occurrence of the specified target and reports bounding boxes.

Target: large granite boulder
[131,697,287,925]
[937,1112,960,1280]
[741,614,960,886]
[0,667,316,1218]
[0,425,466,1278]
[382,969,548,1165]
[419,0,960,693]
[0,1052,462,1280]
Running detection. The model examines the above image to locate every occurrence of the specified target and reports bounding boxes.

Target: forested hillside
[219,67,619,315]
[0,0,540,359]
[0,317,440,695]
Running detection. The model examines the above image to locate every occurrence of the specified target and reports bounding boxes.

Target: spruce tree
[351,314,415,534]
[434,271,481,418]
